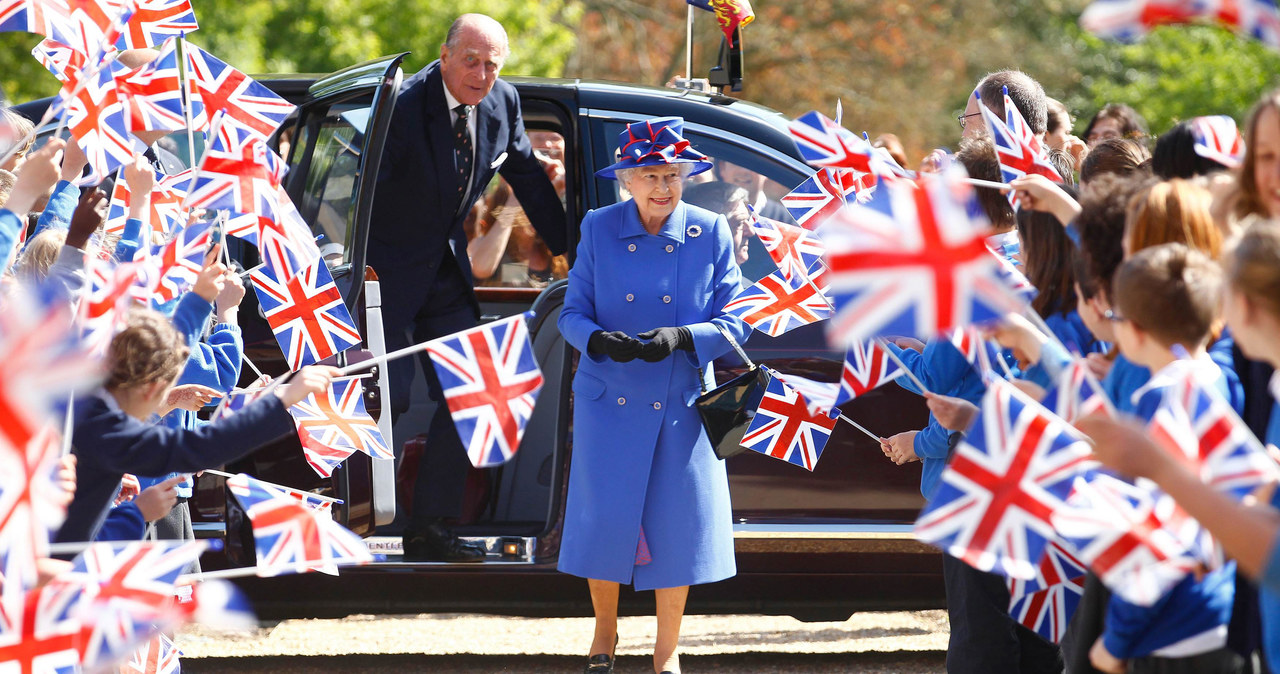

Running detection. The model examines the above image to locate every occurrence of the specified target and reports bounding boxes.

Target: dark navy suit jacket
[368,60,566,320]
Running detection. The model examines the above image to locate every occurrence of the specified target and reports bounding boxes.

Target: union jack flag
[947,326,1004,380]
[426,312,544,468]
[0,580,83,674]
[122,633,180,674]
[226,472,371,576]
[740,367,838,471]
[781,168,863,231]
[833,340,903,408]
[750,211,826,283]
[254,186,322,279]
[56,540,204,670]
[914,378,1095,579]
[56,58,139,185]
[79,257,150,355]
[31,38,82,82]
[1148,368,1280,499]
[976,88,1062,207]
[0,426,67,593]
[143,219,211,303]
[769,368,840,419]
[0,1,78,46]
[184,43,295,138]
[185,113,286,216]
[822,169,1022,347]
[1081,0,1280,50]
[1052,472,1201,605]
[249,256,361,370]
[1006,540,1088,643]
[1040,359,1115,424]
[287,378,391,477]
[1191,114,1245,168]
[104,167,192,238]
[724,263,831,337]
[788,110,904,178]
[62,0,135,59]
[990,247,1037,305]
[114,0,195,50]
[114,37,194,134]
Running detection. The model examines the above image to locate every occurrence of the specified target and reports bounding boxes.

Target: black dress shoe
[583,654,613,673]
[402,523,484,563]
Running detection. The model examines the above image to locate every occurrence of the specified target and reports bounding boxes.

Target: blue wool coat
[557,200,750,590]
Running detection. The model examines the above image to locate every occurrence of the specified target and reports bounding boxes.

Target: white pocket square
[489,152,508,170]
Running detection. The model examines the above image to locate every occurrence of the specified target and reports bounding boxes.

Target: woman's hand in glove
[636,327,694,362]
[588,330,644,362]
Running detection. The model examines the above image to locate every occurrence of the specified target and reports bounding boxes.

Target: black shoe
[584,635,617,673]
[402,523,485,563]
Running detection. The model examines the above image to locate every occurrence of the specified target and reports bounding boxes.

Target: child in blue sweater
[1088,244,1241,672]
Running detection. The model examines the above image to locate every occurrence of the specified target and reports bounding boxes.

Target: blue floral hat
[595,116,714,180]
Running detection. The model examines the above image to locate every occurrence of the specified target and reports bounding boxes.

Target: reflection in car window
[464,129,569,289]
[296,101,371,265]
[599,121,804,285]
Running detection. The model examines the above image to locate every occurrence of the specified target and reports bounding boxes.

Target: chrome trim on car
[363,536,538,564]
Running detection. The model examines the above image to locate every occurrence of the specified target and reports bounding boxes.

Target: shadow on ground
[184,651,947,674]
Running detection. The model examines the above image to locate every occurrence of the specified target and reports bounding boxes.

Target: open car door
[219,54,407,544]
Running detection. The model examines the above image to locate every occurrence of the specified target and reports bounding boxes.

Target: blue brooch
[687,224,702,238]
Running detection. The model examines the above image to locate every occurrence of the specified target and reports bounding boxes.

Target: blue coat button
[626,293,634,302]
[628,243,637,252]
[617,397,626,405]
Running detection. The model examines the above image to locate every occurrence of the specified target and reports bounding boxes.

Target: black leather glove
[587,330,644,362]
[636,327,694,362]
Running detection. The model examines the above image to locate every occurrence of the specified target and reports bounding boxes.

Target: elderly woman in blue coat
[558,117,750,674]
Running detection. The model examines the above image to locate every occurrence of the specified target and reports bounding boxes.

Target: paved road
[179,611,949,673]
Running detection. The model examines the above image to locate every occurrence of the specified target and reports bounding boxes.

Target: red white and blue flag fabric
[821,169,1022,347]
[0,580,83,674]
[0,426,68,593]
[114,37,194,134]
[143,219,211,303]
[123,632,180,674]
[1052,472,1202,605]
[976,88,1063,207]
[1148,368,1280,499]
[0,1,80,46]
[287,378,391,478]
[32,38,83,83]
[750,211,826,283]
[249,256,361,371]
[63,0,136,59]
[185,113,286,216]
[1081,0,1280,50]
[740,367,838,471]
[426,312,544,468]
[56,540,204,671]
[833,340,902,407]
[57,58,140,186]
[226,472,371,576]
[184,43,296,137]
[781,168,863,231]
[914,378,1095,579]
[79,257,151,354]
[114,0,195,50]
[105,167,192,238]
[1191,114,1245,168]
[724,263,831,337]
[1041,359,1115,424]
[1006,540,1088,643]
[770,368,841,419]
[788,110,907,179]
[255,186,322,279]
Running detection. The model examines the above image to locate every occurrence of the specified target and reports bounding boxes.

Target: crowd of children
[881,72,1280,673]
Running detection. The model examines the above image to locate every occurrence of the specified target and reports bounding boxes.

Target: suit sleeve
[558,209,606,363]
[498,88,567,256]
[683,214,750,368]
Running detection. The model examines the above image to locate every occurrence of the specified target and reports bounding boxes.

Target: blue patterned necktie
[453,104,473,198]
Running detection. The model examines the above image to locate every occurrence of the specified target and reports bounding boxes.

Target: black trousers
[1061,573,1109,674]
[1129,647,1244,673]
[146,498,200,575]
[383,255,478,526]
[943,553,1063,674]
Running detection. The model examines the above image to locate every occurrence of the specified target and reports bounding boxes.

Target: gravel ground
[179,610,949,673]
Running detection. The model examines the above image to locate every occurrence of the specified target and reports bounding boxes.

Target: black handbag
[695,365,772,460]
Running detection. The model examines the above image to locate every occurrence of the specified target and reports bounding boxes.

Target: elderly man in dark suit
[369,13,567,562]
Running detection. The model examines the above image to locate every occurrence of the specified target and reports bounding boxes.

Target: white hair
[615,163,694,187]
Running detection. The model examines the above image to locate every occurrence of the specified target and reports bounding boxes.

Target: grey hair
[615,163,694,187]
[445,13,509,56]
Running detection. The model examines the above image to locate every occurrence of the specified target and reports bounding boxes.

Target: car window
[464,128,569,289]
[597,121,805,285]
[293,99,373,265]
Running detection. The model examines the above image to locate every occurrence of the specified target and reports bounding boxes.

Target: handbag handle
[714,322,755,369]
